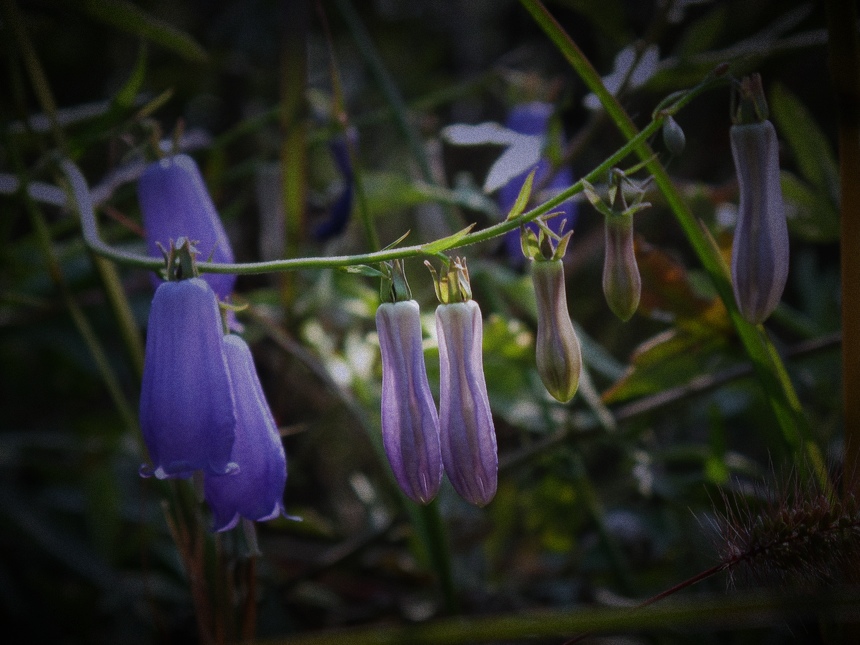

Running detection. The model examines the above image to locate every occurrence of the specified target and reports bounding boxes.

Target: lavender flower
[429,259,497,506]
[730,119,788,324]
[497,102,577,264]
[376,300,442,504]
[139,277,236,479]
[204,335,288,532]
[138,154,236,301]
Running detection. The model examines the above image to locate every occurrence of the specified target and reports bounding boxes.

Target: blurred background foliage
[0,0,845,643]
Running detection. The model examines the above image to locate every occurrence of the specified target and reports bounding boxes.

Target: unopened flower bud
[436,300,497,506]
[376,300,442,504]
[531,260,582,402]
[603,214,641,321]
[730,120,788,324]
[662,115,686,156]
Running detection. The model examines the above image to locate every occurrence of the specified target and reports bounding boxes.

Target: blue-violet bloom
[138,154,236,301]
[139,278,236,479]
[497,102,577,264]
[730,119,788,324]
[376,300,442,504]
[436,297,497,507]
[205,335,288,532]
[314,128,357,241]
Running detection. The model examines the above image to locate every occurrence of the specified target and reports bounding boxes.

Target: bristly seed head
[712,474,860,589]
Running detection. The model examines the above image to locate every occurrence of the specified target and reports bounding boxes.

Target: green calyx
[159,237,200,281]
[380,259,413,303]
[425,256,472,304]
[521,215,573,262]
[732,73,769,125]
[582,166,652,221]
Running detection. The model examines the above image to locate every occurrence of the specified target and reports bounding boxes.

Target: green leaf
[675,4,726,58]
[781,172,840,243]
[73,0,208,63]
[420,223,475,255]
[769,83,839,202]
[362,172,499,219]
[602,328,733,405]
[506,168,536,221]
[112,42,147,110]
[339,264,385,278]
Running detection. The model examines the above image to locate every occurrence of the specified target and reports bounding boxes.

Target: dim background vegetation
[0,0,844,643]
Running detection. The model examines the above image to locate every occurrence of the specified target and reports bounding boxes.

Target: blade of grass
[71,0,208,63]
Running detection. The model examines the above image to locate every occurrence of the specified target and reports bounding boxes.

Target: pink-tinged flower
[602,213,641,322]
[204,335,288,532]
[139,278,236,479]
[532,259,582,403]
[730,120,788,324]
[376,300,442,504]
[138,154,236,301]
[436,299,497,507]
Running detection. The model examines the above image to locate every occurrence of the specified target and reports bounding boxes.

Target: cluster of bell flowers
[137,155,288,533]
[375,235,586,506]
[376,259,498,507]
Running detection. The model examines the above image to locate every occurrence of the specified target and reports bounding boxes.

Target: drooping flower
[497,102,578,264]
[139,277,236,479]
[520,218,582,403]
[204,335,288,532]
[602,212,641,322]
[532,259,582,403]
[730,120,788,324]
[428,258,497,506]
[583,171,647,322]
[138,154,236,301]
[376,299,442,504]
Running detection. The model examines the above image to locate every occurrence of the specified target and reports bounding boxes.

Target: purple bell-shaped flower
[429,258,497,507]
[204,335,288,532]
[376,299,443,504]
[138,154,236,302]
[729,74,789,324]
[139,277,237,479]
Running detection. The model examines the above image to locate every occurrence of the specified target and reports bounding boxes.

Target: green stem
[254,588,860,645]
[520,0,828,491]
[66,118,667,273]
[824,0,860,500]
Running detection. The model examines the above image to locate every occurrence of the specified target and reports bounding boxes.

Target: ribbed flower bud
[730,120,788,324]
[139,278,236,479]
[138,154,236,301]
[603,214,641,321]
[376,300,442,504]
[436,300,497,507]
[204,335,288,532]
[531,260,582,402]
